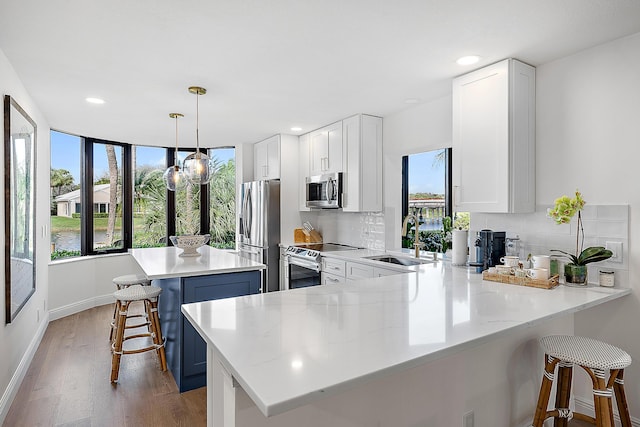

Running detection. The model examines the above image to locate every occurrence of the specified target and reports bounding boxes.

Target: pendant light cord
[195,91,200,159]
[174,114,179,167]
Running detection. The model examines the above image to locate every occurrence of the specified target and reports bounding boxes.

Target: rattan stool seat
[114,285,162,302]
[112,274,151,287]
[539,335,631,370]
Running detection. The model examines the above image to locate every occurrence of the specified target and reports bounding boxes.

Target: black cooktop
[292,243,360,252]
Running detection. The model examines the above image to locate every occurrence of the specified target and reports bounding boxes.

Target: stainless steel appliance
[283,243,357,289]
[469,229,506,273]
[239,180,280,292]
[305,172,343,209]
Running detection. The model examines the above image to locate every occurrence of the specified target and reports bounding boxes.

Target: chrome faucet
[402,214,422,258]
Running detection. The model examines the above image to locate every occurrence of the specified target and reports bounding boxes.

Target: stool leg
[612,369,632,427]
[110,300,129,383]
[588,367,614,427]
[554,361,573,427]
[109,301,117,342]
[532,354,559,427]
[146,297,167,372]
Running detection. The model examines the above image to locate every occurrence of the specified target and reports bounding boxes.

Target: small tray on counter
[482,271,560,290]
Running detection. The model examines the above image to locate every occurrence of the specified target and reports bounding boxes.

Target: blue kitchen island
[129,246,265,392]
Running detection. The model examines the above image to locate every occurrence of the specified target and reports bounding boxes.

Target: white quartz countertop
[129,246,265,279]
[181,262,629,417]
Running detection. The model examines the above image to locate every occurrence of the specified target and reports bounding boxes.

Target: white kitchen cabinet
[322,258,346,276]
[254,134,280,180]
[342,114,383,212]
[373,267,402,277]
[452,58,535,213]
[321,272,346,285]
[345,261,374,280]
[298,133,310,211]
[309,121,343,176]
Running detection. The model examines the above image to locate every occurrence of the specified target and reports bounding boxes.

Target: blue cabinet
[155,270,260,392]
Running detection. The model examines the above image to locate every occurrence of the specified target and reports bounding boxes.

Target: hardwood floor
[3,304,206,427]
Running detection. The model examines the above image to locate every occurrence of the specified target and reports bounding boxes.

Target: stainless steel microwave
[305,172,343,209]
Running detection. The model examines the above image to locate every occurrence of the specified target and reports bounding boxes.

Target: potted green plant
[548,190,612,284]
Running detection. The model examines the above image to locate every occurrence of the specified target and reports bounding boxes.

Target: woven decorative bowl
[169,234,210,257]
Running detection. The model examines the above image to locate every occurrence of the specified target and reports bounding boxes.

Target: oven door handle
[286,256,321,273]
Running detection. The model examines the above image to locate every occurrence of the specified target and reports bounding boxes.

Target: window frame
[401,147,453,249]
[81,137,133,255]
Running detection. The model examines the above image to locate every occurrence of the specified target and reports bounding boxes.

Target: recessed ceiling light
[85,97,105,104]
[456,55,480,66]
[404,98,421,104]
[291,127,302,132]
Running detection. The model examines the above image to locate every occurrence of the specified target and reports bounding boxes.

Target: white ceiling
[2,0,640,149]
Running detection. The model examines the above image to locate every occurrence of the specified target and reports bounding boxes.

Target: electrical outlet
[605,241,623,263]
[463,411,474,427]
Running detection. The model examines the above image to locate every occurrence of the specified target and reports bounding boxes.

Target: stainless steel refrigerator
[239,180,280,292]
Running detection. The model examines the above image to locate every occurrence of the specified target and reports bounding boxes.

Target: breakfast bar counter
[182,261,629,427]
[130,246,265,392]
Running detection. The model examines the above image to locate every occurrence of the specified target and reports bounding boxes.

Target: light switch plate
[605,241,623,263]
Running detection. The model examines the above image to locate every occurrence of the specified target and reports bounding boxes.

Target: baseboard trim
[575,395,640,426]
[48,294,113,321]
[0,311,50,425]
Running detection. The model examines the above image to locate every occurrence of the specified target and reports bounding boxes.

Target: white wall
[0,49,51,422]
[48,254,144,320]
[534,32,640,414]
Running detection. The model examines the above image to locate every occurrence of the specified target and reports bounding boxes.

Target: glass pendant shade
[163,164,186,191]
[164,112,185,191]
[185,86,214,186]
[184,151,213,185]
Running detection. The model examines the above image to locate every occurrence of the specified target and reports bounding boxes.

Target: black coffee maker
[470,229,506,273]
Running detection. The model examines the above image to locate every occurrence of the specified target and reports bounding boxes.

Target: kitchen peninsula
[182,260,630,427]
[130,246,265,392]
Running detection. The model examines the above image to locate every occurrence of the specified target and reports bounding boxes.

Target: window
[208,147,236,249]
[402,148,457,252]
[133,145,167,248]
[50,131,82,258]
[90,141,126,252]
[50,130,238,259]
[175,150,201,235]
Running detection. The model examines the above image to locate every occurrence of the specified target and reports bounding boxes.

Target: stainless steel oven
[282,243,359,290]
[283,254,322,290]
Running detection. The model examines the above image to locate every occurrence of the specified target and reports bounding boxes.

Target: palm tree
[105,144,118,246]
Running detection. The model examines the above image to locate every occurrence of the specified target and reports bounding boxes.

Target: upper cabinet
[309,121,343,176]
[298,133,310,211]
[342,114,383,212]
[299,114,383,212]
[452,58,536,213]
[254,134,280,180]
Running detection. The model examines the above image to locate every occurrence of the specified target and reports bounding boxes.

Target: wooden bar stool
[110,285,167,383]
[109,274,151,341]
[532,335,632,427]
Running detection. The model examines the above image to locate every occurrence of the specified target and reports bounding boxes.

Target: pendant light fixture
[183,86,214,185]
[163,113,186,191]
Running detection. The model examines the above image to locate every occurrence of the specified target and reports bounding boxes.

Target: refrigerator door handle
[240,247,261,256]
[246,187,253,237]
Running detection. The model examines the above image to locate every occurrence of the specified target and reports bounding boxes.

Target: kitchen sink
[364,255,433,266]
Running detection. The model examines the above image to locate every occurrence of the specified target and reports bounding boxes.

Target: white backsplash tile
[471,204,629,288]
[314,210,386,249]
